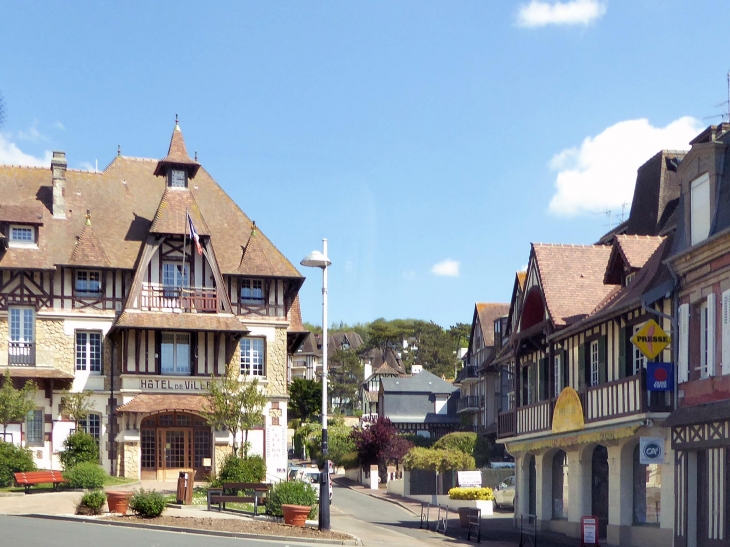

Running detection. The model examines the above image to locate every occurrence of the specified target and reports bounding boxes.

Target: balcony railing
[496,371,673,438]
[457,395,483,413]
[8,341,35,366]
[140,284,219,312]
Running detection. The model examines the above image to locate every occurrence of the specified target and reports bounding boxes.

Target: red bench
[14,470,68,494]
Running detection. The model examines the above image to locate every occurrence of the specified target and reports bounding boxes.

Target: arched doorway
[591,445,609,538]
[140,412,212,481]
[528,454,537,516]
[552,450,569,520]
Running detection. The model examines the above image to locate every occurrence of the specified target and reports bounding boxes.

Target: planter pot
[106,490,133,515]
[448,499,494,517]
[281,504,311,527]
[458,507,472,528]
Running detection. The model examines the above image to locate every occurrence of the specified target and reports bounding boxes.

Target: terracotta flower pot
[106,490,133,515]
[281,504,311,527]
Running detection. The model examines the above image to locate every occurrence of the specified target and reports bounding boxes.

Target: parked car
[295,468,333,501]
[493,475,515,509]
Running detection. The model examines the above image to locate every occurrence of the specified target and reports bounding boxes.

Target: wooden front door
[160,429,192,480]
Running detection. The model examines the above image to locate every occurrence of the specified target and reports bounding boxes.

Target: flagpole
[182,206,188,290]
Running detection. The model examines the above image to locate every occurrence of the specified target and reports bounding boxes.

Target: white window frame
[700,301,709,378]
[162,262,189,289]
[625,272,636,286]
[169,169,187,188]
[633,324,647,375]
[722,290,730,375]
[9,307,34,343]
[553,353,563,399]
[678,304,690,382]
[590,340,599,387]
[76,331,102,374]
[160,332,191,375]
[240,337,265,376]
[25,409,43,447]
[79,413,101,443]
[240,279,265,304]
[75,270,102,297]
[8,224,36,247]
[691,173,711,245]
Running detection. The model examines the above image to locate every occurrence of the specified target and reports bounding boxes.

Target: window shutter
[540,357,548,401]
[708,294,717,376]
[723,290,730,375]
[578,343,586,391]
[598,336,607,384]
[562,350,569,390]
[618,326,626,378]
[678,304,689,383]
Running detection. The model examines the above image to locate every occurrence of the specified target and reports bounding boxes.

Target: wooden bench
[14,470,68,494]
[207,482,271,516]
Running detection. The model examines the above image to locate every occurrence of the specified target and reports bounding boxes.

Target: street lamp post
[300,238,332,531]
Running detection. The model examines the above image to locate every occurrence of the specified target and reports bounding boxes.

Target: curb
[21,513,362,545]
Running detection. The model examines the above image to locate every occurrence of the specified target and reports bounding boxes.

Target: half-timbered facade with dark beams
[0,122,308,482]
[664,123,730,547]
[496,150,687,547]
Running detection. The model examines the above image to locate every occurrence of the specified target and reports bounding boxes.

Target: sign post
[581,516,599,546]
[639,437,665,465]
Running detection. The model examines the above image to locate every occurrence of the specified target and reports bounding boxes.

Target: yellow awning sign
[631,319,671,360]
[552,386,585,433]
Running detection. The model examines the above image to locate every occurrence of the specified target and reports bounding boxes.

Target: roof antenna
[702,70,730,122]
[117,145,121,157]
[194,151,198,161]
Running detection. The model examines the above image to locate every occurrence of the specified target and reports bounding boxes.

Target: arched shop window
[633,444,661,524]
[552,450,569,519]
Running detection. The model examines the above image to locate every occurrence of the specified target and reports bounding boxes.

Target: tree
[289,378,321,422]
[448,323,471,352]
[433,431,477,456]
[408,320,460,379]
[303,322,322,335]
[60,390,95,427]
[350,416,404,483]
[329,348,363,412]
[0,371,37,440]
[202,373,267,458]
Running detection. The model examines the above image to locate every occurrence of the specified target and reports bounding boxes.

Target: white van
[296,468,333,501]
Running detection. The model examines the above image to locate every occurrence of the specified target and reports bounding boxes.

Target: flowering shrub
[448,487,495,501]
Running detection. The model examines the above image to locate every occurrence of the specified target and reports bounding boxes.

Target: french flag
[187,212,202,255]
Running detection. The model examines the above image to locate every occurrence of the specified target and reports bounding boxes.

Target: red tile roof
[153,123,200,176]
[615,235,664,269]
[117,393,208,414]
[533,243,614,326]
[475,303,509,346]
[150,187,210,236]
[115,311,248,333]
[67,224,111,267]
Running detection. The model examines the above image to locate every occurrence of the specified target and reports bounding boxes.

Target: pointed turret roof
[68,213,112,267]
[237,222,299,277]
[154,121,200,177]
[150,187,210,236]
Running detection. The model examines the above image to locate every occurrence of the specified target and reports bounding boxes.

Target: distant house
[378,369,459,439]
[289,331,364,381]
[360,346,406,417]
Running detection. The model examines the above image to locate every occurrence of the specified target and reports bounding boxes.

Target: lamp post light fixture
[300,238,332,531]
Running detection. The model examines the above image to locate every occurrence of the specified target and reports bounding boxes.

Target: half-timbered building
[664,123,730,547]
[0,122,308,481]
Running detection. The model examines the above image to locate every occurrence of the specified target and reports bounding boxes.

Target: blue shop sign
[647,362,673,392]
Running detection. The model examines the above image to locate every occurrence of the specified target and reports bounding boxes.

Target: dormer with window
[168,168,187,188]
[241,278,265,304]
[8,225,37,247]
[75,269,102,298]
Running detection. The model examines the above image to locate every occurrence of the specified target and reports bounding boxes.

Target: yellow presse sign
[631,319,670,360]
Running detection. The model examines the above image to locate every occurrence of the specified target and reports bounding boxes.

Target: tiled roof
[150,188,210,236]
[115,311,248,333]
[381,369,457,394]
[0,204,44,224]
[67,224,112,267]
[237,223,299,278]
[368,347,406,375]
[153,123,200,176]
[287,295,307,333]
[615,235,664,269]
[0,366,74,380]
[475,303,509,346]
[117,393,208,414]
[533,243,614,327]
[0,125,304,278]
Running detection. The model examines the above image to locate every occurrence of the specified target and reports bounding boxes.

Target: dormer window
[691,173,710,245]
[75,270,102,297]
[169,169,187,188]
[625,272,635,286]
[8,225,36,247]
[241,279,265,304]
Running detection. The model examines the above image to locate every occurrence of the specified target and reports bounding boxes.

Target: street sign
[639,437,665,465]
[631,319,671,360]
[647,362,674,391]
[581,516,599,546]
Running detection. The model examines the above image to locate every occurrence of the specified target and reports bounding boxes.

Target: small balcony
[140,284,219,313]
[8,341,35,366]
[457,395,483,413]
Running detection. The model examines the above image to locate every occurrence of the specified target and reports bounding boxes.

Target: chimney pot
[51,151,67,219]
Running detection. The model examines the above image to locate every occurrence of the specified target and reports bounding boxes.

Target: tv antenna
[703,71,730,123]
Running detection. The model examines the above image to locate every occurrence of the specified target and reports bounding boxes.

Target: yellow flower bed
[448,487,495,501]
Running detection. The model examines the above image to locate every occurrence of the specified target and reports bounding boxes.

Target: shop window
[161,332,191,375]
[26,409,43,446]
[240,337,265,376]
[552,450,569,520]
[633,444,661,524]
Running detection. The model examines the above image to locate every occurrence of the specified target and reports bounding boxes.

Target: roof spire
[175,113,179,130]
[117,145,121,157]
[85,209,91,226]
[251,220,257,236]
[154,119,200,177]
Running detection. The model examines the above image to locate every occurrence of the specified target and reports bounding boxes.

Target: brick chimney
[51,151,67,219]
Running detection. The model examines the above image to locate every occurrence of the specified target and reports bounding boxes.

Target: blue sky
[1,1,729,328]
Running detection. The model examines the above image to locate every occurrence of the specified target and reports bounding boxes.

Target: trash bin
[177,471,193,505]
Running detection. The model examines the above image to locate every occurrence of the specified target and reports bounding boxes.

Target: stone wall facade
[267,327,288,398]
[122,442,140,479]
[35,318,74,374]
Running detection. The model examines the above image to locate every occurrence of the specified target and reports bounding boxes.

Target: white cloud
[14,120,47,143]
[548,116,702,217]
[0,132,52,167]
[516,0,607,28]
[431,259,460,277]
